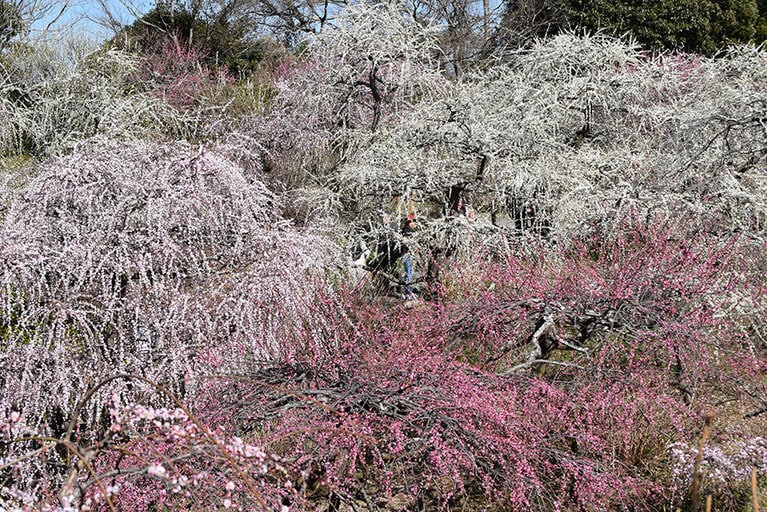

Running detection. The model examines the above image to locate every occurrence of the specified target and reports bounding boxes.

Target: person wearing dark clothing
[400,214,417,300]
[401,214,416,236]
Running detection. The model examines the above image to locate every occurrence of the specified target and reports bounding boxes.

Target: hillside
[2,3,767,511]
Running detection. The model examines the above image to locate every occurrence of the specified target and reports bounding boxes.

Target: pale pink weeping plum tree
[0,137,340,508]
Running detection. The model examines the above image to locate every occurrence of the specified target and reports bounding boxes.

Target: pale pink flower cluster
[97,402,278,505]
[146,463,167,478]
[1,410,24,439]
[129,405,189,422]
[668,437,767,489]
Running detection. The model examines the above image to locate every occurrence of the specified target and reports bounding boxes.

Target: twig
[753,467,760,512]
[558,338,589,353]
[529,315,554,360]
[0,445,49,472]
[690,412,715,512]
[501,359,584,375]
[745,407,767,419]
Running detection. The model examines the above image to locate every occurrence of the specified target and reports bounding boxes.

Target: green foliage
[559,0,760,54]
[115,0,265,77]
[0,288,33,348]
[499,0,566,45]
[755,0,767,41]
[0,154,31,171]
[202,18,265,77]
[0,0,24,51]
[224,78,276,117]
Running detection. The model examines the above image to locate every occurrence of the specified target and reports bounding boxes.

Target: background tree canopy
[502,0,767,54]
[0,0,24,50]
[113,0,266,76]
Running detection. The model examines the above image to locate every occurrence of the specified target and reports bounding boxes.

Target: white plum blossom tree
[237,2,445,195]
[0,42,181,159]
[313,31,767,243]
